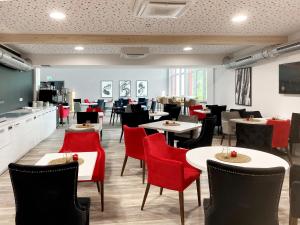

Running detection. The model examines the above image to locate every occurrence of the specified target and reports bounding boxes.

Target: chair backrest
[121,110,150,127]
[236,123,273,152]
[206,160,285,225]
[121,99,129,107]
[178,115,198,123]
[163,103,177,112]
[77,112,99,124]
[210,105,227,126]
[97,99,105,109]
[195,116,216,147]
[206,104,218,110]
[150,100,156,112]
[131,104,143,113]
[86,107,102,113]
[60,131,102,152]
[123,125,147,158]
[169,106,181,120]
[221,111,240,134]
[221,111,241,121]
[189,105,203,116]
[266,119,291,148]
[73,98,82,103]
[241,110,263,118]
[290,113,300,143]
[290,164,300,218]
[138,97,146,103]
[143,133,170,160]
[83,99,90,103]
[230,108,246,117]
[74,102,81,113]
[58,104,70,118]
[8,162,87,225]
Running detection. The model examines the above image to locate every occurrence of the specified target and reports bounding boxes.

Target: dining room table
[194,109,211,114]
[139,120,201,146]
[35,152,98,181]
[69,123,102,133]
[186,146,290,172]
[230,117,268,125]
[149,111,169,119]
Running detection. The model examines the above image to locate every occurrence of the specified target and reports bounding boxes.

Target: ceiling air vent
[133,0,187,18]
[120,47,149,59]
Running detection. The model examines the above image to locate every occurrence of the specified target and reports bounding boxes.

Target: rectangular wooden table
[69,123,102,132]
[35,152,97,181]
[139,120,201,146]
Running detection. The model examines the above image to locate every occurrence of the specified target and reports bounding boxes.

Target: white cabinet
[0,107,57,175]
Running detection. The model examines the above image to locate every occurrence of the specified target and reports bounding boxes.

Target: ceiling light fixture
[49,11,66,20]
[74,46,84,51]
[183,47,193,51]
[232,14,248,23]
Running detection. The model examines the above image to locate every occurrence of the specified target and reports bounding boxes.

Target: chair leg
[112,112,116,125]
[179,191,185,225]
[220,134,225,145]
[160,187,163,195]
[141,183,151,210]
[140,160,143,168]
[67,116,69,124]
[120,155,128,176]
[119,129,123,143]
[228,134,232,146]
[290,215,298,225]
[109,111,113,124]
[100,181,104,212]
[196,178,201,206]
[73,112,76,119]
[96,181,100,193]
[142,160,146,184]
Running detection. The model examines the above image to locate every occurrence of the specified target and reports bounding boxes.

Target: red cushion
[266,119,291,148]
[59,132,105,182]
[189,105,206,120]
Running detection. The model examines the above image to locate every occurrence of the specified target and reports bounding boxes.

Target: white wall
[214,52,300,118]
[40,67,168,101]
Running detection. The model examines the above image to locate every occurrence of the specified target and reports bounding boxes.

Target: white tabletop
[98,112,104,117]
[230,118,267,125]
[194,109,211,114]
[35,152,97,181]
[186,146,289,171]
[81,102,98,106]
[139,120,201,133]
[149,111,169,117]
[69,123,102,132]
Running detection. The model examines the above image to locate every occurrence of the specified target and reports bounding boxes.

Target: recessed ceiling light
[49,11,66,20]
[232,15,248,23]
[183,47,193,51]
[74,46,84,51]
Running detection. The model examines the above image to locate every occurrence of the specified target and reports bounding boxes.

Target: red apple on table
[231,151,237,158]
[72,154,79,161]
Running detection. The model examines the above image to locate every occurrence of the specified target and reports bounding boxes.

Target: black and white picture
[119,80,131,97]
[136,80,148,97]
[235,67,252,106]
[101,80,113,98]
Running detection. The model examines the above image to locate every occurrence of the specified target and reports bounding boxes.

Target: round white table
[80,102,98,106]
[149,111,169,118]
[186,146,289,171]
[230,118,267,125]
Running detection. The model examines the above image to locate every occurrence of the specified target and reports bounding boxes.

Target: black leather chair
[159,106,181,121]
[204,160,285,225]
[8,162,90,225]
[150,100,157,113]
[230,108,246,117]
[241,110,263,118]
[177,116,216,149]
[290,164,300,225]
[77,112,99,124]
[110,100,125,125]
[236,123,273,152]
[131,104,143,113]
[289,113,300,160]
[97,99,105,111]
[138,98,148,106]
[73,98,82,103]
[209,105,227,134]
[163,103,177,112]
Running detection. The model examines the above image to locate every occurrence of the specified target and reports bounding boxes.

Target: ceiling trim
[0,33,288,45]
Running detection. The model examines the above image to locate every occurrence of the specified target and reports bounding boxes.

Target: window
[168,68,208,101]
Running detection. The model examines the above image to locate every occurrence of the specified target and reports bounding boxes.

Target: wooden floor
[0,115,290,225]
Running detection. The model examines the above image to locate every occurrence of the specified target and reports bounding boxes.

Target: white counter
[0,106,57,174]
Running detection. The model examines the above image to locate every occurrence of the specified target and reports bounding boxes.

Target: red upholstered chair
[142,133,201,225]
[58,104,70,125]
[84,99,90,103]
[86,107,102,113]
[266,119,291,148]
[189,105,206,121]
[59,131,105,211]
[121,125,147,183]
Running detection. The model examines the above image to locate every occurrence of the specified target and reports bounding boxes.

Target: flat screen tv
[279,62,300,94]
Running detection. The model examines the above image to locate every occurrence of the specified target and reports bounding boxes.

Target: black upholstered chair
[205,104,217,110]
[290,164,300,225]
[241,110,263,118]
[73,98,82,103]
[236,123,273,152]
[130,104,143,113]
[110,100,125,125]
[8,162,90,225]
[209,105,227,134]
[163,103,177,112]
[289,113,300,160]
[177,116,216,149]
[204,160,285,225]
[150,100,157,112]
[230,108,246,117]
[159,106,181,121]
[97,99,105,111]
[77,112,99,124]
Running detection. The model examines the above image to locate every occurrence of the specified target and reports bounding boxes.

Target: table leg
[167,132,175,146]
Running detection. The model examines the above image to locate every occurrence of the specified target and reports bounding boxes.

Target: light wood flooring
[0,115,291,225]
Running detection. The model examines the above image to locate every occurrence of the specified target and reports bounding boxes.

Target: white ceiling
[0,0,300,35]
[9,44,249,55]
[1,0,300,56]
